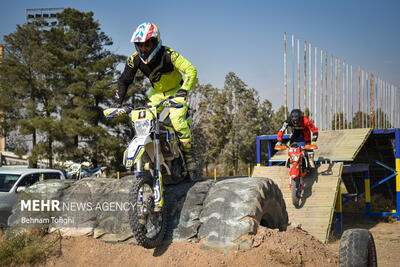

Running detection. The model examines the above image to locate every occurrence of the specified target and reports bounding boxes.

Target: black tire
[339,228,377,267]
[291,178,300,207]
[128,174,167,248]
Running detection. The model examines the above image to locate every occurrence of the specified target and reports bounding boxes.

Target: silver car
[0,168,66,227]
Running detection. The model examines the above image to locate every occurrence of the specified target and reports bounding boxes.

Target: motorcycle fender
[124,135,152,168]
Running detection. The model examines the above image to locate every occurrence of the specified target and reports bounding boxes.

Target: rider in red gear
[277,109,319,168]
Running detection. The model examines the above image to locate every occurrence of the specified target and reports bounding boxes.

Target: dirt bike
[66,163,107,179]
[103,98,190,248]
[275,141,318,207]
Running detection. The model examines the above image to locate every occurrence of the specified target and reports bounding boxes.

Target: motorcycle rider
[276,109,319,168]
[115,22,197,178]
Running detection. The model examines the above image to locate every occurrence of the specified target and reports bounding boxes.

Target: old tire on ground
[339,228,377,267]
[128,174,167,248]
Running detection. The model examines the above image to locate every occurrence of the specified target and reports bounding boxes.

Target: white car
[0,168,66,227]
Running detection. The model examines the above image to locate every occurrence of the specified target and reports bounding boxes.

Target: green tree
[0,8,141,169]
[219,72,263,175]
[0,24,56,167]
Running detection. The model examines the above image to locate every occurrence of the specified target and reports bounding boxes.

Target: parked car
[0,168,66,227]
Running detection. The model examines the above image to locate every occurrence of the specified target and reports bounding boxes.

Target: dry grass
[0,228,61,266]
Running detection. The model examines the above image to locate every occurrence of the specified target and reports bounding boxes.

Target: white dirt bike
[103,98,191,248]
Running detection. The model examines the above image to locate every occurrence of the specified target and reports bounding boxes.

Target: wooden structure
[269,128,372,162]
[252,163,342,243]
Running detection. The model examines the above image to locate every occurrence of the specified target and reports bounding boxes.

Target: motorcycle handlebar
[274,143,318,151]
[104,98,184,119]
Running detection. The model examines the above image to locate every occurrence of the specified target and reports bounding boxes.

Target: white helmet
[131,22,162,64]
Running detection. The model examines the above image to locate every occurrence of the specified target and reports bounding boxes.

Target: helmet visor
[291,115,300,126]
[135,40,155,60]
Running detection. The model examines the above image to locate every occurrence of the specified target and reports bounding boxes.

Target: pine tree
[0,8,147,169]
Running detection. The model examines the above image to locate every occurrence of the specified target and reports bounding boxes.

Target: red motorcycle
[275,142,318,207]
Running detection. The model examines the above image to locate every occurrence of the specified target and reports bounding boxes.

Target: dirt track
[45,226,338,267]
[43,220,400,267]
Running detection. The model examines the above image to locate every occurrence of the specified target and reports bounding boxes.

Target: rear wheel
[128,174,167,248]
[339,228,377,267]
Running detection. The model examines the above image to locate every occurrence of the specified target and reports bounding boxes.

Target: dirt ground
[43,216,400,267]
[45,226,338,267]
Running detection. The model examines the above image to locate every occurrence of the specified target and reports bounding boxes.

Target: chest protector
[134,47,174,85]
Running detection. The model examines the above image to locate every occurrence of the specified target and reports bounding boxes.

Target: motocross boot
[180,137,198,180]
[307,151,316,168]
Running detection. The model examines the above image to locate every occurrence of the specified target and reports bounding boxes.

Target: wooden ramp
[271,128,372,162]
[252,163,343,243]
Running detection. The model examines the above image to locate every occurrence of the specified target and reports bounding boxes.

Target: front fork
[153,139,164,212]
[136,141,164,214]
[288,175,304,192]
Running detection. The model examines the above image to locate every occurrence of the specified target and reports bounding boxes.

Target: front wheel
[291,177,301,207]
[128,174,167,248]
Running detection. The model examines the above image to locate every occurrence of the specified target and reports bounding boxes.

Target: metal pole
[320,51,324,129]
[346,64,349,129]
[391,85,393,128]
[284,33,288,121]
[309,43,312,120]
[314,47,318,126]
[297,39,300,108]
[370,73,374,128]
[361,70,364,128]
[383,80,386,128]
[325,54,328,130]
[256,137,261,166]
[350,65,353,129]
[385,81,388,128]
[342,62,345,129]
[320,50,323,129]
[335,58,338,130]
[379,79,381,128]
[330,55,334,130]
[292,35,295,111]
[337,58,343,130]
[304,41,307,111]
[358,67,361,128]
[377,78,380,128]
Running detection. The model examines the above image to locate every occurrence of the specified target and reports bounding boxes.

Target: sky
[1,0,399,109]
